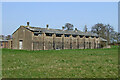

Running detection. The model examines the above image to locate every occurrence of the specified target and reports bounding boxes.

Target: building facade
[0,40,9,48]
[12,22,107,50]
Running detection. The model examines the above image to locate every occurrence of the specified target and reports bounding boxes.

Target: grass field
[2,46,118,78]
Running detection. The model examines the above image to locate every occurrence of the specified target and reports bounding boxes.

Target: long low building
[11,22,107,50]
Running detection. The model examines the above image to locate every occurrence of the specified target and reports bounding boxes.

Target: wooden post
[70,35,72,49]
[77,35,80,49]
[98,37,100,48]
[83,36,85,49]
[53,34,56,50]
[31,32,34,50]
[62,34,64,49]
[43,33,46,50]
[94,37,96,49]
[89,36,91,49]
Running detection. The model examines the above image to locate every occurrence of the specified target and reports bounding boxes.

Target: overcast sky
[2,2,118,35]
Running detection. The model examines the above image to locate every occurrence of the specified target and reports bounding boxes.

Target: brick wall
[32,33,101,50]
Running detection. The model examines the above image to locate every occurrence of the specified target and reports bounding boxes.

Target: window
[65,34,70,37]
[72,35,77,37]
[46,33,52,36]
[79,35,83,38]
[86,36,89,38]
[38,33,42,36]
[34,33,39,36]
[56,34,62,37]
[96,37,98,38]
[91,36,94,38]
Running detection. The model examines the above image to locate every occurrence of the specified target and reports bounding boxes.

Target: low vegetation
[2,46,118,78]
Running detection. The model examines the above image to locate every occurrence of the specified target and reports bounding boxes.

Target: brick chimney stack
[46,24,49,29]
[62,26,65,31]
[75,28,78,32]
[27,22,29,26]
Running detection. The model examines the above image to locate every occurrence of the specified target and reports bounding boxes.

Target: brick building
[0,35,12,49]
[0,40,9,48]
[11,22,107,50]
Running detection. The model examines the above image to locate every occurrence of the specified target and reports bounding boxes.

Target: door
[19,40,23,49]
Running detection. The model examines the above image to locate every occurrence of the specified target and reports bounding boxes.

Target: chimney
[62,26,65,31]
[46,24,49,29]
[75,28,78,32]
[27,22,29,26]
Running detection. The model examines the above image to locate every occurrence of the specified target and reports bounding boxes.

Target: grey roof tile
[25,26,98,37]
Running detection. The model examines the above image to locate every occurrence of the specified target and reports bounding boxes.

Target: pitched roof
[24,26,98,37]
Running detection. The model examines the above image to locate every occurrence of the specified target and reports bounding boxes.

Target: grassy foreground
[2,47,118,78]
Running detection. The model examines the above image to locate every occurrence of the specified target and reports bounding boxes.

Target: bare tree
[110,31,118,43]
[65,23,74,30]
[91,23,106,38]
[84,25,88,32]
[105,24,115,43]
[91,23,115,43]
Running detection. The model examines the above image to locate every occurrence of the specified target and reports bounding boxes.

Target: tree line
[65,23,119,44]
[91,23,119,44]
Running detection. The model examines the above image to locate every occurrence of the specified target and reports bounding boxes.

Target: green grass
[2,47,118,78]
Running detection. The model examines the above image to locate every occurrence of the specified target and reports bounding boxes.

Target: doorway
[19,40,23,49]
